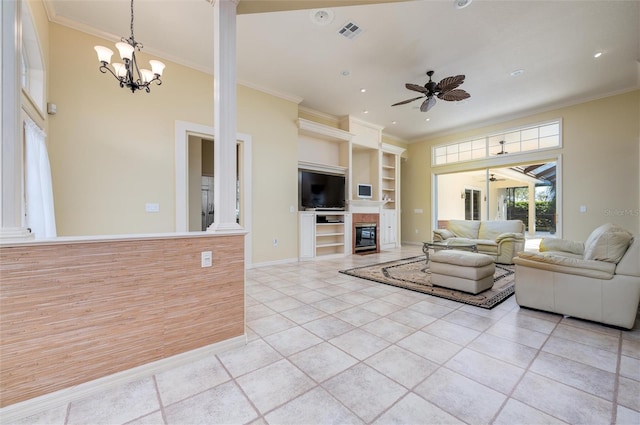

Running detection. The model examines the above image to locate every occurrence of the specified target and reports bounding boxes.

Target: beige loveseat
[433,219,526,264]
[514,223,640,329]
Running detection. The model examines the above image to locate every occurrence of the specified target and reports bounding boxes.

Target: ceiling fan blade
[420,96,436,112]
[391,95,425,106]
[438,89,470,101]
[436,75,465,92]
[406,83,428,94]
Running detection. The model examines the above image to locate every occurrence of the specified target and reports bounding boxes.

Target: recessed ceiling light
[391,121,397,125]
[454,0,472,9]
[360,88,366,93]
[363,110,369,114]
[593,51,603,58]
[340,70,350,77]
[425,118,431,122]
[510,69,525,77]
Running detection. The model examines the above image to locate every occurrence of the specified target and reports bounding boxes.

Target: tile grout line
[610,331,623,425]
[151,375,169,425]
[487,311,566,425]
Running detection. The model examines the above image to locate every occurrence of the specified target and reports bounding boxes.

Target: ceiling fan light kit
[391,70,471,113]
[94,0,165,93]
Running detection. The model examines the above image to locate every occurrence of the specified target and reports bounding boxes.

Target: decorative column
[208,0,243,233]
[1,0,32,241]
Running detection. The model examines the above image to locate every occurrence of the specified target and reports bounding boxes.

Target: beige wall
[46,22,301,264]
[48,23,214,236]
[237,85,300,263]
[402,90,640,243]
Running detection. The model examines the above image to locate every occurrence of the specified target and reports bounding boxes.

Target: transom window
[433,120,561,166]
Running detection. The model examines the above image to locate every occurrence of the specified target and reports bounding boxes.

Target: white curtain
[24,117,57,238]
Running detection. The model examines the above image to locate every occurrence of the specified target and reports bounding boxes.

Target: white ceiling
[45,0,640,142]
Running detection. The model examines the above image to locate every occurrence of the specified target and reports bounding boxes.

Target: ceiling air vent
[338,22,363,40]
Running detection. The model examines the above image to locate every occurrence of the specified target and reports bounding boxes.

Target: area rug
[340,256,515,309]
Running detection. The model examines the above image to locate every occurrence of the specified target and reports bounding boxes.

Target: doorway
[191,139,242,231]
[435,159,560,240]
[175,121,253,266]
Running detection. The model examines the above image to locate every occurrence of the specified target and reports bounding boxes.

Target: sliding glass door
[436,160,558,237]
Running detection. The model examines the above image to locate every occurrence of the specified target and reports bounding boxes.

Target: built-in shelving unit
[379,144,405,249]
[381,151,396,210]
[299,211,351,259]
[297,115,405,258]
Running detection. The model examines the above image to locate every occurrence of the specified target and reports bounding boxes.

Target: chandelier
[94,0,165,93]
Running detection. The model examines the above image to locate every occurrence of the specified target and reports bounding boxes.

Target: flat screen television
[357,184,373,199]
[299,170,346,210]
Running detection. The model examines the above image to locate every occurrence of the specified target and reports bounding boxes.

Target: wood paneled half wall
[0,234,245,407]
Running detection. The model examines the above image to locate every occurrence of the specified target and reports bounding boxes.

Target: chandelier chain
[130,0,134,39]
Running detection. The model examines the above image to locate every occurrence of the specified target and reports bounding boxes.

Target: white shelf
[299,211,351,259]
[316,242,344,248]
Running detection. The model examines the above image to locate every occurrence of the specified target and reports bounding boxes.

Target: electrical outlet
[415,229,419,234]
[201,251,212,268]
[273,238,278,247]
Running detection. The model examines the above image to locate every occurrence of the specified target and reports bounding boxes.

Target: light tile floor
[7,246,640,425]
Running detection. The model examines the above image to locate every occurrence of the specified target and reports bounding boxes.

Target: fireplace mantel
[349,199,388,214]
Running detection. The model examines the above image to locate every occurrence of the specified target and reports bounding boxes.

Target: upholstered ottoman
[430,250,495,294]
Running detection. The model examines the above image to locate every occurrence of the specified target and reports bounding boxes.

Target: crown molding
[297,106,341,125]
[237,79,303,104]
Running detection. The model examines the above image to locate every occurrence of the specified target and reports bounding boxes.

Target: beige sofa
[433,219,526,264]
[513,223,640,329]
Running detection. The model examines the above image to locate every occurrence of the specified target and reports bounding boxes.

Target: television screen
[299,170,345,209]
[357,184,372,199]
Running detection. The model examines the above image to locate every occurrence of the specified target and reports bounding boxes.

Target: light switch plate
[145,203,160,213]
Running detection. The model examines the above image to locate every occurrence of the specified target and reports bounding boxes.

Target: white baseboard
[249,257,299,269]
[0,335,247,423]
[402,241,422,246]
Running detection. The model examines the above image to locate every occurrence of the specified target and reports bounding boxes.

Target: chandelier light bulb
[140,69,153,84]
[115,42,134,61]
[113,63,127,78]
[149,60,165,76]
[94,46,114,64]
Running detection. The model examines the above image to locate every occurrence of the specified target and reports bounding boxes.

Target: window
[21,2,45,113]
[433,121,561,166]
[21,54,29,89]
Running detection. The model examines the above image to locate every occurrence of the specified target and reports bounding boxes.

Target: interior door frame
[175,120,253,267]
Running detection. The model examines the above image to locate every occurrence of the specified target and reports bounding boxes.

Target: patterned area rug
[340,256,515,309]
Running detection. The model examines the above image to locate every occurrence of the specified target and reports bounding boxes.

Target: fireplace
[354,223,377,253]
[352,213,380,254]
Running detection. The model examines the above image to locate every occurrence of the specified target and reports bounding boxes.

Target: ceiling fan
[391,70,470,113]
[489,173,506,182]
